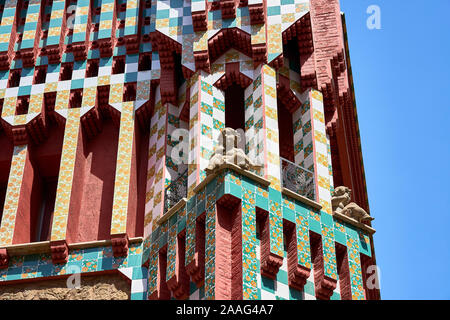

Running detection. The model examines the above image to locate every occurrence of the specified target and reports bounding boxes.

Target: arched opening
[225,84,245,131]
[28,120,65,242]
[126,119,149,238]
[277,99,295,162]
[66,115,119,243]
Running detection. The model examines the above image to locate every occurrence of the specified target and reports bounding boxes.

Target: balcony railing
[164,169,188,213]
[280,157,315,201]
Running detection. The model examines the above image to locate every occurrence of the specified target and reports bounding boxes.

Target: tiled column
[203,194,216,300]
[50,108,81,242]
[0,145,28,246]
[110,101,135,236]
[0,0,18,69]
[123,0,140,37]
[241,189,259,300]
[144,89,167,237]
[44,0,66,63]
[186,72,225,198]
[18,0,42,66]
[346,235,365,300]
[70,0,92,60]
[293,89,338,298]
[97,0,116,56]
[98,0,116,38]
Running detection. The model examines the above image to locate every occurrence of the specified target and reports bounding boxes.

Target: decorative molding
[332,211,376,235]
[281,187,322,210]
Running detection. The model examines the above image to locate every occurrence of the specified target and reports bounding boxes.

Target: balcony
[280,157,315,201]
[164,169,188,213]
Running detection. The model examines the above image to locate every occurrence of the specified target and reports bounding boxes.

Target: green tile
[276,269,288,285]
[320,212,334,227]
[304,280,315,296]
[268,187,282,203]
[309,219,321,234]
[230,182,242,198]
[261,276,275,293]
[283,206,295,223]
[289,287,303,300]
[334,230,346,246]
[256,194,268,210]
[330,291,341,300]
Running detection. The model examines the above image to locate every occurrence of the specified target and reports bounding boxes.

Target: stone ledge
[281,187,322,210]
[332,211,376,235]
[2,237,144,257]
[193,162,271,195]
[156,198,187,226]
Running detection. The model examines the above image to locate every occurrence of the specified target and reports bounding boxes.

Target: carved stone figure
[331,186,374,223]
[205,128,263,175]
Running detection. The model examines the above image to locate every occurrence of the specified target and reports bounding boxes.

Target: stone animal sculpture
[205,128,263,175]
[331,186,374,223]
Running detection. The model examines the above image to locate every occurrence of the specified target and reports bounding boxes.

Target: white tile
[190,289,199,300]
[276,282,290,300]
[131,278,147,293]
[125,62,138,73]
[119,267,133,279]
[304,293,316,300]
[260,290,277,300]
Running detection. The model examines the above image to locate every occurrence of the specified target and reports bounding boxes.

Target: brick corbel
[194,50,210,74]
[277,74,301,113]
[252,43,267,67]
[111,233,129,257]
[11,126,29,146]
[249,3,265,25]
[221,0,237,19]
[213,62,252,91]
[316,275,338,300]
[95,38,115,58]
[50,240,69,264]
[192,5,208,32]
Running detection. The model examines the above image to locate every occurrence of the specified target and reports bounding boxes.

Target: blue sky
[340,0,450,299]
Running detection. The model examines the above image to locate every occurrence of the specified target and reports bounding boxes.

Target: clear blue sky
[340,0,450,299]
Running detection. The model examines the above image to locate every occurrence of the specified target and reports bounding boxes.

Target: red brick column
[284,221,310,291]
[167,232,190,300]
[215,199,243,300]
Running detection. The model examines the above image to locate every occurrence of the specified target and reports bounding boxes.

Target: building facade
[0,0,380,300]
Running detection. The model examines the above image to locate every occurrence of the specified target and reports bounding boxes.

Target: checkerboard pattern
[144,89,167,237]
[0,243,148,300]
[98,0,116,40]
[0,0,17,53]
[45,0,65,47]
[0,0,373,301]
[266,0,310,62]
[186,70,226,198]
[147,169,369,300]
[18,0,41,51]
[71,0,91,44]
